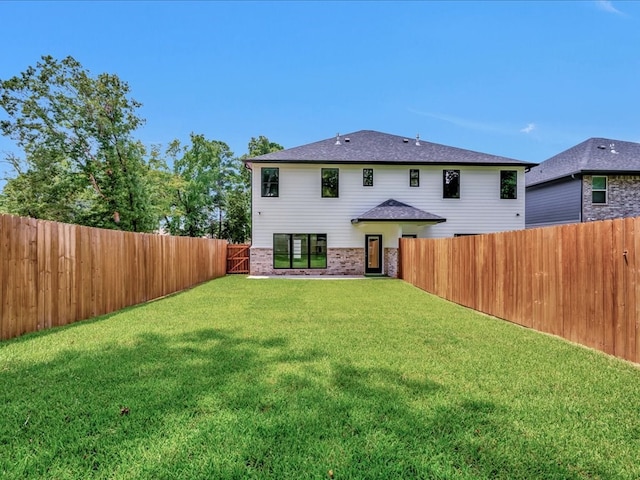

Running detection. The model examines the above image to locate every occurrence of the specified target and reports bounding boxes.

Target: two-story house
[245,130,536,277]
[525,138,640,228]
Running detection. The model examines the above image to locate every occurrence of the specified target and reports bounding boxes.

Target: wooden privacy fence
[0,214,227,341]
[399,216,640,364]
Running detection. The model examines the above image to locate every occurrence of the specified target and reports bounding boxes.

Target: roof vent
[415,134,421,146]
[335,133,341,146]
[403,138,409,143]
[597,145,607,150]
[345,137,350,143]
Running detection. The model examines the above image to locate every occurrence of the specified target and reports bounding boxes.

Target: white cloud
[408,109,511,134]
[409,108,535,136]
[596,1,624,15]
[520,123,536,134]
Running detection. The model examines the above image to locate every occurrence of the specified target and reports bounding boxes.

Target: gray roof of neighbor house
[526,137,640,187]
[247,130,536,166]
[351,199,446,224]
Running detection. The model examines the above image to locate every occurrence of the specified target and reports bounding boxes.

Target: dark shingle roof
[526,137,640,187]
[247,130,535,167]
[351,199,446,224]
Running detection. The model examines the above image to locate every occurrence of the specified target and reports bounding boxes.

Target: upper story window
[322,168,339,197]
[261,167,279,197]
[410,169,420,187]
[500,170,517,199]
[592,176,607,204]
[363,168,373,187]
[443,169,460,198]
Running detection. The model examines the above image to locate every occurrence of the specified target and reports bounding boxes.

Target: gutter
[351,218,447,225]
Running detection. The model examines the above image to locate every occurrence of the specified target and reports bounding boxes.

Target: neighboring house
[525,138,640,228]
[245,130,536,277]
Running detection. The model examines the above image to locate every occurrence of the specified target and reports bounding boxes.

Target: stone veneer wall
[384,248,398,278]
[582,175,640,222]
[250,248,365,276]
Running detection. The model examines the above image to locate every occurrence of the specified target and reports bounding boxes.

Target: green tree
[222,186,251,243]
[0,55,160,231]
[0,152,83,221]
[165,134,236,238]
[164,134,283,242]
[246,136,284,158]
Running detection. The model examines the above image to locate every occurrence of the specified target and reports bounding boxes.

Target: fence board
[0,216,6,339]
[634,217,640,364]
[24,217,38,336]
[530,228,543,333]
[602,220,615,355]
[622,218,640,362]
[546,228,557,335]
[612,219,626,359]
[0,214,227,341]
[562,224,574,339]
[399,217,640,364]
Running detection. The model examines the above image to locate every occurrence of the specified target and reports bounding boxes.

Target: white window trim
[592,175,608,205]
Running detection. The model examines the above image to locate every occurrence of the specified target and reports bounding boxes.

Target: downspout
[576,174,583,223]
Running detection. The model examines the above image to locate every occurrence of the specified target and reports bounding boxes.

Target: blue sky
[1,0,639,182]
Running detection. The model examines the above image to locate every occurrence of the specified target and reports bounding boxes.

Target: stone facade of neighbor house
[245,130,535,277]
[526,138,640,228]
[582,175,640,222]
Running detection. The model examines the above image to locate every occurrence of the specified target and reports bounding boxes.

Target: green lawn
[2,276,640,479]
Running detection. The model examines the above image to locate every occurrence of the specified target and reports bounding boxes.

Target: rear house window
[322,168,339,197]
[363,168,373,187]
[443,169,460,198]
[261,168,279,197]
[500,170,517,199]
[410,169,419,187]
[273,233,327,269]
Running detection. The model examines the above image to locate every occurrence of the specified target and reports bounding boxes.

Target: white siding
[252,164,526,248]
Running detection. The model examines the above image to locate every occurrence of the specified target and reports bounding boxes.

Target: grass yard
[2,276,640,479]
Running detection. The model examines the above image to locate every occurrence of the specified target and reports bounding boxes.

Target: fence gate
[227,244,250,274]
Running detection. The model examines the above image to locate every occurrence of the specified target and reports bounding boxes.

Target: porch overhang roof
[350,199,447,224]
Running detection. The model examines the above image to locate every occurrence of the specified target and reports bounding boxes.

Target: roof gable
[526,137,640,186]
[247,130,535,167]
[351,199,446,224]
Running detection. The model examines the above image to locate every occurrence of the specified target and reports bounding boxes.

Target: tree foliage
[0,55,284,240]
[164,134,284,242]
[0,55,160,231]
[164,134,236,238]
[245,136,284,158]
